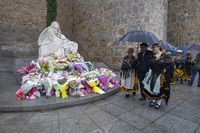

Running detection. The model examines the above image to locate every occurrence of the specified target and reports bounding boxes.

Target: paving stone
[58,106,84,120]
[196,127,200,133]
[104,94,124,103]
[79,103,101,114]
[0,125,24,133]
[102,121,140,133]
[60,116,98,133]
[101,104,127,116]
[179,101,200,113]
[21,120,59,133]
[28,110,58,123]
[0,112,33,127]
[131,105,165,121]
[158,98,184,112]
[113,99,142,111]
[169,106,200,124]
[20,96,66,111]
[89,110,119,127]
[155,113,199,133]
[87,129,104,133]
[118,112,151,130]
[93,99,111,107]
[186,97,200,108]
[114,90,125,97]
[172,89,194,100]
[143,123,177,133]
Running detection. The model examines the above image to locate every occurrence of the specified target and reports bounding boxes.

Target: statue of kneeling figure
[38,21,78,57]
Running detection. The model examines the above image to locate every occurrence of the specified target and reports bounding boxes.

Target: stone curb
[0,86,120,112]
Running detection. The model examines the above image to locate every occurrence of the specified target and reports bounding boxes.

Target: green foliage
[46,0,57,27]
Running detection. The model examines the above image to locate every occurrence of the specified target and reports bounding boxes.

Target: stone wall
[0,0,47,29]
[0,0,47,58]
[0,0,73,58]
[167,0,200,47]
[57,0,73,40]
[72,0,168,69]
[0,23,43,57]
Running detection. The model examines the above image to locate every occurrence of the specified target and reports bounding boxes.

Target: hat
[176,50,182,53]
[140,43,148,46]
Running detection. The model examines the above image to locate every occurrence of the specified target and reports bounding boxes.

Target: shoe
[155,104,160,109]
[188,83,192,86]
[181,79,183,84]
[149,101,155,107]
[170,82,176,85]
[197,85,200,87]
[125,94,130,98]
[132,92,136,96]
[139,97,146,101]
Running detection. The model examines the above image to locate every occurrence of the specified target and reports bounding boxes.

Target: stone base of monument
[0,58,120,112]
[0,86,120,112]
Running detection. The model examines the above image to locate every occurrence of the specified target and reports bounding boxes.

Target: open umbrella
[148,40,176,50]
[119,30,159,44]
[188,43,200,51]
[178,46,191,51]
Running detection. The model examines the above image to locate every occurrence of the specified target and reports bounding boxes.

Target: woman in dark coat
[120,48,138,97]
[142,44,173,109]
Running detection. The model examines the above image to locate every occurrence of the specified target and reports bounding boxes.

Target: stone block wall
[0,0,47,29]
[0,0,46,58]
[0,0,73,58]
[57,0,73,40]
[72,0,168,69]
[0,23,42,57]
[167,0,200,47]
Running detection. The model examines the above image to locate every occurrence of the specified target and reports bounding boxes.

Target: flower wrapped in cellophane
[16,51,119,101]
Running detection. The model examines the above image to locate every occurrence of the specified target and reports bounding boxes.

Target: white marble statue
[38,21,78,57]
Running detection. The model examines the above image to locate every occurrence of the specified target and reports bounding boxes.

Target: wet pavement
[0,71,200,133]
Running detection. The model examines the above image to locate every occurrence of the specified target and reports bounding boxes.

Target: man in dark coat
[137,43,152,100]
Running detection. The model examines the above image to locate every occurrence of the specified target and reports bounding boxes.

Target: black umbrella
[178,46,191,51]
[119,30,159,44]
[188,43,200,51]
[148,40,176,50]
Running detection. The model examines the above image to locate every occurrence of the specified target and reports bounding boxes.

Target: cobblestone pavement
[0,71,200,133]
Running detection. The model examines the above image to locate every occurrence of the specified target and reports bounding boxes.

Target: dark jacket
[138,50,152,73]
[121,55,137,78]
[194,53,200,70]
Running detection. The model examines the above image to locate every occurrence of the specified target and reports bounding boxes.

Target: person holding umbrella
[188,52,200,87]
[137,43,152,100]
[142,43,173,109]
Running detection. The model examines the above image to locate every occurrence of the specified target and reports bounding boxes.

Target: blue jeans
[138,72,146,98]
[189,67,200,86]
